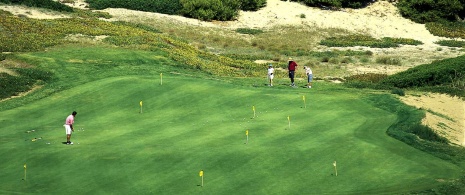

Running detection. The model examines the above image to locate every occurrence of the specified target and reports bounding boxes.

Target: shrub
[87,0,182,15]
[235,28,264,35]
[289,0,374,9]
[376,56,402,65]
[435,40,465,48]
[239,0,266,11]
[320,35,422,48]
[391,88,405,96]
[426,21,465,39]
[179,0,240,21]
[0,0,74,12]
[397,0,463,23]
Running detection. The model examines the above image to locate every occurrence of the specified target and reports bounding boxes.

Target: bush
[0,0,74,12]
[391,88,405,96]
[426,21,465,39]
[320,35,422,48]
[376,56,402,65]
[180,0,240,21]
[239,0,266,11]
[87,0,182,15]
[235,28,264,35]
[397,0,464,23]
[435,40,465,48]
[289,0,374,9]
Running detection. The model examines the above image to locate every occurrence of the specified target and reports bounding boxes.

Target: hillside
[0,0,464,146]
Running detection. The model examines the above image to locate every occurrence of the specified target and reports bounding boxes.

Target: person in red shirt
[288,58,298,87]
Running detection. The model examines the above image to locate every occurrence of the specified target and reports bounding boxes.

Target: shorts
[268,74,274,80]
[64,125,72,135]
[288,71,295,78]
[308,74,313,82]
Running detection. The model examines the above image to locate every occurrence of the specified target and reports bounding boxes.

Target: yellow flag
[333,161,337,167]
[246,130,248,136]
[199,170,203,177]
[302,95,305,101]
[287,116,290,121]
[24,163,26,169]
[252,106,255,111]
[140,101,143,107]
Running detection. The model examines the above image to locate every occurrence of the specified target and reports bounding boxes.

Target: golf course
[1,0,465,194]
[0,45,462,194]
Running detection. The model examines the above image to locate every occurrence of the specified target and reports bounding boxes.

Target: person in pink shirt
[64,111,77,145]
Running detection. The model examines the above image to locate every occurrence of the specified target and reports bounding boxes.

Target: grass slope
[0,75,461,194]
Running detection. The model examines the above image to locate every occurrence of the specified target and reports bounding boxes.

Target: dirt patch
[400,93,465,146]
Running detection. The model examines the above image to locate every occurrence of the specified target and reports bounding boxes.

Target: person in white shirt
[267,64,274,86]
[304,66,313,88]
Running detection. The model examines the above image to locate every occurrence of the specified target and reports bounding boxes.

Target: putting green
[0,76,461,194]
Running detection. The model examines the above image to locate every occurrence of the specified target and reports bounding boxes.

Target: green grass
[0,76,462,194]
[0,46,463,194]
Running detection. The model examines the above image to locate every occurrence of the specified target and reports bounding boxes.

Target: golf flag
[333,161,337,176]
[139,101,143,113]
[24,163,27,180]
[199,170,204,187]
[303,95,306,108]
[287,116,290,129]
[246,130,248,136]
[246,130,249,144]
[252,106,256,118]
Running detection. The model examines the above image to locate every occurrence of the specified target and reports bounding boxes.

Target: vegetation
[397,0,465,24]
[86,0,266,21]
[1,1,465,194]
[426,21,465,39]
[284,0,375,9]
[435,39,465,48]
[235,28,264,35]
[320,35,423,48]
[0,0,73,12]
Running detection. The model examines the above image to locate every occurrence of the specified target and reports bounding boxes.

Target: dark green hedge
[397,0,465,23]
[0,0,73,12]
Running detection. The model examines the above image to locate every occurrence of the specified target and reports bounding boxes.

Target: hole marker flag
[303,95,306,108]
[24,163,27,180]
[252,106,256,118]
[199,170,204,187]
[139,101,143,113]
[333,161,337,176]
[246,130,249,144]
[287,116,290,129]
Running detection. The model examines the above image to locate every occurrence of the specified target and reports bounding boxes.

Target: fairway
[0,75,461,194]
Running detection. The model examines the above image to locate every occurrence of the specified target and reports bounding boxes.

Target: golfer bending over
[64,111,77,145]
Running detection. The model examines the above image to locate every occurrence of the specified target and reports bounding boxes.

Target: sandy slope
[0,0,464,146]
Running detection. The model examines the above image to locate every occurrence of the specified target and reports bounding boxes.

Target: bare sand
[0,0,463,145]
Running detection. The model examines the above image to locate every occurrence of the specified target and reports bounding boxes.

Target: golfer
[267,64,274,86]
[304,66,313,88]
[64,111,77,145]
[288,58,298,87]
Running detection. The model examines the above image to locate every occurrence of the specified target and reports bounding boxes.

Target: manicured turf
[0,75,461,194]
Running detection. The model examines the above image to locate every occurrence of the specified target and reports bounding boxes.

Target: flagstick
[140,101,143,113]
[201,175,204,187]
[24,164,27,181]
[333,161,337,176]
[303,95,306,108]
[160,73,163,85]
[288,116,290,129]
[252,106,256,118]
